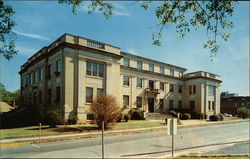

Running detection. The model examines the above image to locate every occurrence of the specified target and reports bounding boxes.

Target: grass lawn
[0,120,164,139]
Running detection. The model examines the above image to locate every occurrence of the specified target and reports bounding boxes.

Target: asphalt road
[1,122,249,158]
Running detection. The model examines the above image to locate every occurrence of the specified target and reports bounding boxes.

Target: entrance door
[190,100,195,111]
[148,97,154,112]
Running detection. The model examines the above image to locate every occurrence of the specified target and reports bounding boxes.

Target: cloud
[16,45,39,56]
[13,30,51,42]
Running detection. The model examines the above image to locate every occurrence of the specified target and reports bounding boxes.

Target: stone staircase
[145,113,172,120]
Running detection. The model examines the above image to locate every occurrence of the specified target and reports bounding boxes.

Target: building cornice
[184,76,222,83]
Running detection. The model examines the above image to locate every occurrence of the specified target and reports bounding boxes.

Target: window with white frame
[124,57,130,67]
[86,61,104,77]
[160,66,164,74]
[137,60,142,69]
[149,63,154,72]
[137,78,142,88]
[208,86,215,95]
[123,76,130,86]
[170,68,174,76]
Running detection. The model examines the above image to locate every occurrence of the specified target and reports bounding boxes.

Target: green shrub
[182,113,191,120]
[45,111,61,127]
[236,107,250,119]
[169,110,178,117]
[209,114,220,121]
[67,117,78,125]
[130,109,145,120]
[218,114,224,121]
[124,113,131,122]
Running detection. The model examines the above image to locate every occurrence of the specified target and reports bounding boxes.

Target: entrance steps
[145,113,172,120]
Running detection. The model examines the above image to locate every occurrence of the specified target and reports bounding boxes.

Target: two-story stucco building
[19,33,222,120]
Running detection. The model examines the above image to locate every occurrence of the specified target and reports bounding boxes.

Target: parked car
[223,113,232,117]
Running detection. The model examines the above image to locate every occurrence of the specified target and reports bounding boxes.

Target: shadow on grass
[121,140,250,157]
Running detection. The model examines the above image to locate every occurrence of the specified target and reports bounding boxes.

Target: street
[1,122,249,158]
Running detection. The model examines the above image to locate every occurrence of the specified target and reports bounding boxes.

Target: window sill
[85,75,104,80]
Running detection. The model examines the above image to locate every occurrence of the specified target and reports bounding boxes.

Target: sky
[1,1,249,96]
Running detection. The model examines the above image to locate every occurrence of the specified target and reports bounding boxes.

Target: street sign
[167,118,177,135]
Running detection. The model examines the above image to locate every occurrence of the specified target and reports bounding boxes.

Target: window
[193,85,196,94]
[39,68,43,81]
[56,86,60,103]
[124,57,130,67]
[169,100,174,109]
[29,74,32,85]
[208,101,211,110]
[178,101,182,109]
[160,82,164,91]
[123,76,130,86]
[160,66,164,74]
[86,61,104,77]
[35,71,38,83]
[97,88,104,96]
[137,60,142,69]
[123,95,129,106]
[212,101,215,110]
[190,100,195,111]
[178,85,182,93]
[136,97,142,108]
[47,89,51,104]
[149,63,154,72]
[86,87,93,103]
[48,64,52,77]
[169,84,174,92]
[39,91,42,104]
[189,85,192,94]
[170,68,174,76]
[56,60,61,73]
[208,86,215,95]
[137,78,142,88]
[149,80,154,89]
[160,99,164,110]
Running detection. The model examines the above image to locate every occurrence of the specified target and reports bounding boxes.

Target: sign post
[102,120,104,159]
[167,118,177,157]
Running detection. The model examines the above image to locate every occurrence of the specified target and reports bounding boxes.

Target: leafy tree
[0,0,18,60]
[59,0,237,58]
[0,82,14,105]
[236,107,250,119]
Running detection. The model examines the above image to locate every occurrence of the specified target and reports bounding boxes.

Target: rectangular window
[47,89,51,104]
[208,85,215,95]
[137,78,142,88]
[136,96,142,108]
[35,71,38,83]
[193,85,196,94]
[39,91,42,104]
[170,68,174,76]
[56,86,60,103]
[86,61,104,77]
[189,85,192,94]
[137,60,142,69]
[160,99,164,110]
[178,85,182,93]
[39,68,43,81]
[56,60,61,73]
[178,101,182,109]
[208,101,211,110]
[86,87,93,103]
[123,76,130,86]
[160,82,164,91]
[169,100,174,109]
[149,63,154,72]
[123,95,129,106]
[169,84,174,92]
[149,80,154,89]
[160,66,164,74]
[212,101,215,110]
[124,57,130,67]
[48,64,52,77]
[97,88,104,96]
[29,74,32,85]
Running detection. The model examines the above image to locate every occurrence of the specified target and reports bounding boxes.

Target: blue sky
[1,1,249,96]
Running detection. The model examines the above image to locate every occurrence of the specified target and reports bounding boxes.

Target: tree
[0,0,18,60]
[90,94,121,129]
[236,107,250,119]
[59,0,237,58]
[0,82,14,105]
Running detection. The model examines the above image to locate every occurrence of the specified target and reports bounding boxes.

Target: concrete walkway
[0,119,248,148]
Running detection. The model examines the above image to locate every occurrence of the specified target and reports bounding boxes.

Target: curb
[0,119,248,148]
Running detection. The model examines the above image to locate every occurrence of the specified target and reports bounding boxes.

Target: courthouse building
[19,33,222,120]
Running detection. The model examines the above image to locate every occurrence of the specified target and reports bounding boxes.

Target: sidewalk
[0,119,249,148]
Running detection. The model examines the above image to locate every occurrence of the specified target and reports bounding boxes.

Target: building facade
[19,34,222,120]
